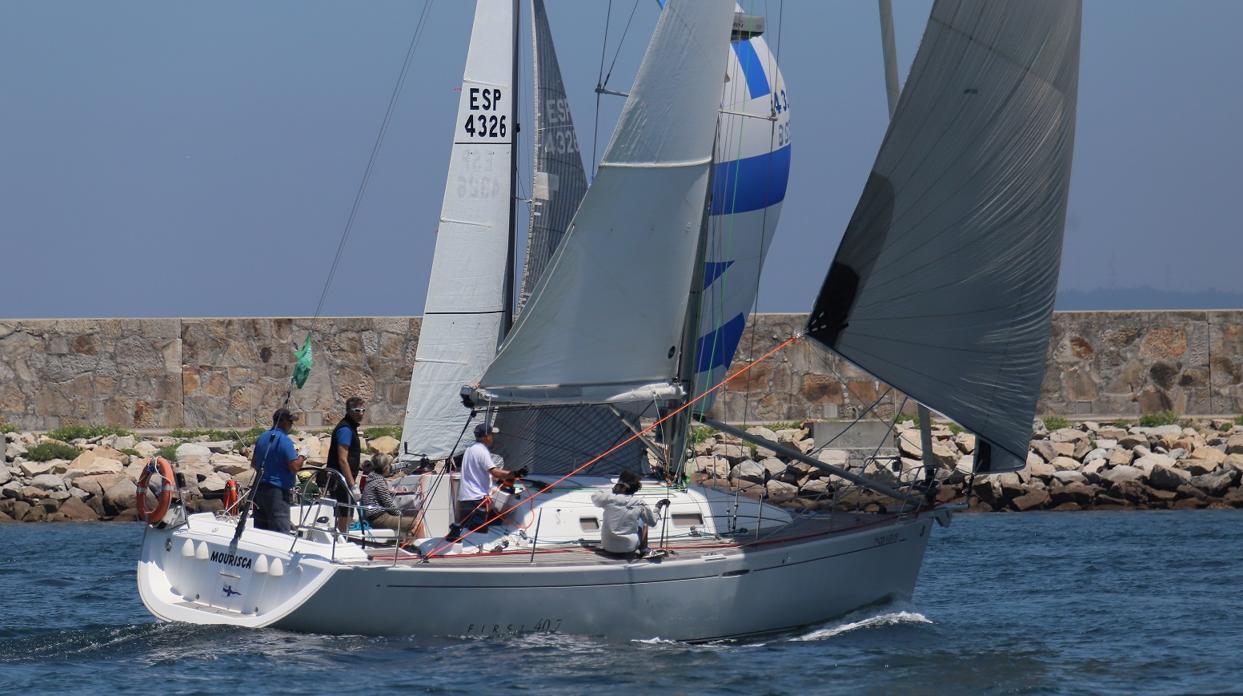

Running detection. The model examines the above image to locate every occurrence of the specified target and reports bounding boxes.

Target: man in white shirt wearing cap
[453,422,526,537]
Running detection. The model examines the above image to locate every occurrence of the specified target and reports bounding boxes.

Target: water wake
[789,610,932,642]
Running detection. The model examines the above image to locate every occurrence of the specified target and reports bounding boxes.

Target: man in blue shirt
[251,408,306,533]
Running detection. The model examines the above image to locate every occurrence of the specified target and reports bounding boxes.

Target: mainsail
[806,0,1083,472]
[492,0,642,474]
[693,11,791,411]
[399,0,516,460]
[475,0,736,407]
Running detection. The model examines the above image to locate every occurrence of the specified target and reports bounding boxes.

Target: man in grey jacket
[590,470,669,556]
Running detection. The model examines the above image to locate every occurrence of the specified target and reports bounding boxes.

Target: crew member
[326,397,365,534]
[454,423,525,536]
[361,454,428,538]
[251,408,306,533]
[591,470,669,556]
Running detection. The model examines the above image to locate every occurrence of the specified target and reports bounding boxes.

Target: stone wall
[0,311,1239,429]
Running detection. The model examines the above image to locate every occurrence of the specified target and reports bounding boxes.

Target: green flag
[292,336,313,389]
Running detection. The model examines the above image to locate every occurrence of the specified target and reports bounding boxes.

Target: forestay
[492,0,642,474]
[400,0,515,460]
[475,0,735,406]
[806,0,1082,472]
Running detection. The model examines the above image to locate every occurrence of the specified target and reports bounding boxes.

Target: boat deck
[355,511,913,568]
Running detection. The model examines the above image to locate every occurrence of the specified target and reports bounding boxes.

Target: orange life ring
[136,457,176,525]
[222,478,239,512]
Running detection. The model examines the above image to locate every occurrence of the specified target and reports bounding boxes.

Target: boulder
[1052,441,1077,458]
[0,466,10,486]
[369,435,399,456]
[1101,465,1144,485]
[29,474,66,491]
[1134,453,1173,476]
[1095,438,1118,450]
[1096,427,1128,440]
[1182,448,1225,475]
[197,440,235,453]
[1082,448,1109,463]
[1117,434,1147,449]
[774,429,805,445]
[1030,440,1059,464]
[794,438,815,454]
[6,442,27,461]
[765,479,799,502]
[1107,448,1134,467]
[1052,470,1088,485]
[65,455,124,481]
[1225,433,1243,455]
[1083,458,1108,478]
[20,486,49,499]
[134,441,158,458]
[1049,428,1089,445]
[1011,488,1051,511]
[103,478,138,514]
[1147,463,1191,492]
[815,449,849,467]
[1049,482,1094,506]
[18,460,57,477]
[112,435,136,451]
[1226,454,1243,475]
[57,495,100,521]
[21,504,47,522]
[1050,456,1080,472]
[175,443,213,467]
[209,453,251,476]
[1026,457,1057,479]
[199,472,229,498]
[688,455,730,480]
[954,432,977,454]
[730,460,765,483]
[801,478,831,496]
[711,443,749,463]
[1189,469,1238,497]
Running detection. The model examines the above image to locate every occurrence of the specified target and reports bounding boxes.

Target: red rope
[423,332,804,559]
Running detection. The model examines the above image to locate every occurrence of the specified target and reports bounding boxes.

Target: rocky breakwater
[0,429,401,522]
[684,420,1243,513]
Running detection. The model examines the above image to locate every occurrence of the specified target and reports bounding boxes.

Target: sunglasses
[350,407,367,414]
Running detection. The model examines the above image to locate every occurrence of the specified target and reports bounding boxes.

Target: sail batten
[806,0,1082,472]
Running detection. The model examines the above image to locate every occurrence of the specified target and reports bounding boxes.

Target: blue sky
[1,1,1240,318]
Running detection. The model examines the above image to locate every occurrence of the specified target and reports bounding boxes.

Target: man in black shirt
[326,396,365,534]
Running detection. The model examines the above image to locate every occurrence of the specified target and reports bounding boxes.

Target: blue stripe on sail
[731,40,770,99]
[711,144,791,216]
[702,260,734,289]
[696,313,747,373]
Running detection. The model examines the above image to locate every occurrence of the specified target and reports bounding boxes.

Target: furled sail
[399,0,515,460]
[806,0,1082,472]
[492,0,642,474]
[692,9,791,411]
[474,0,735,407]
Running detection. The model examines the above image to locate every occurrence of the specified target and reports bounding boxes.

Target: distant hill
[1055,286,1243,311]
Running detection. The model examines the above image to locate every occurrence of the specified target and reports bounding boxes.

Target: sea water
[2,511,1240,695]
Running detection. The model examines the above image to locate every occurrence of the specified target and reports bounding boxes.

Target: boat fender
[136,457,177,526]
[222,478,239,512]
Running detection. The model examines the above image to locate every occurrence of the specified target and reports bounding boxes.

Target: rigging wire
[309,0,436,325]
[590,0,614,177]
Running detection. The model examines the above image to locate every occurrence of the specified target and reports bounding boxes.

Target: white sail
[807,0,1083,472]
[475,0,735,407]
[692,11,791,411]
[400,0,515,460]
[491,0,644,475]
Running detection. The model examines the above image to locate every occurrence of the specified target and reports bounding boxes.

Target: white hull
[137,480,944,641]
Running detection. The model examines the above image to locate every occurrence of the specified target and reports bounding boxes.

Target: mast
[669,129,720,480]
[877,0,934,476]
[501,0,520,341]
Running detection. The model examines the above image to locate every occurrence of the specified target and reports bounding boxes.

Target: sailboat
[136,0,1082,640]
